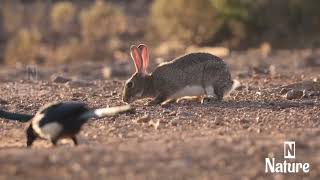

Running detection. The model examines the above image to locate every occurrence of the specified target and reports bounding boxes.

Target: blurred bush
[150,0,221,45]
[4,28,42,65]
[150,0,320,48]
[50,2,77,34]
[79,0,127,60]
[54,38,94,64]
[0,1,24,34]
[217,0,320,46]
[80,0,126,42]
[210,0,250,46]
[1,0,320,65]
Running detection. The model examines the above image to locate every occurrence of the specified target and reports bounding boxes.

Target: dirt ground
[0,50,320,180]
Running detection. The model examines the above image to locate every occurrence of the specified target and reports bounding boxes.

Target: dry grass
[150,0,220,45]
[1,1,320,65]
[50,2,77,34]
[4,28,42,66]
[80,0,126,42]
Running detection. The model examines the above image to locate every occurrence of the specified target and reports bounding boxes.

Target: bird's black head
[26,124,37,147]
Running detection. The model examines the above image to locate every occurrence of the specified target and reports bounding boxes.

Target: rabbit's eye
[127,81,134,88]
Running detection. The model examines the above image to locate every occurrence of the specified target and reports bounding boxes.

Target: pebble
[149,119,160,130]
[171,117,180,126]
[176,109,192,117]
[285,89,304,100]
[102,65,130,79]
[52,75,71,83]
[133,114,150,123]
[66,80,94,87]
[0,98,8,105]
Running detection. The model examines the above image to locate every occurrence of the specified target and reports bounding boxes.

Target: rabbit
[0,102,132,146]
[122,44,239,105]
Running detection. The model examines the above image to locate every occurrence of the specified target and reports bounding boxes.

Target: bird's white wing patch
[41,122,63,140]
[31,113,46,139]
[32,113,63,140]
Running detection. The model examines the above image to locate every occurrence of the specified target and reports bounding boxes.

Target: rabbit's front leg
[201,85,221,104]
[147,94,168,106]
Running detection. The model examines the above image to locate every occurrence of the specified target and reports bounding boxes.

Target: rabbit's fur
[122,44,238,105]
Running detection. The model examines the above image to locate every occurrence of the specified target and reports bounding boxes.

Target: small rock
[168,111,177,116]
[102,67,112,79]
[72,92,84,98]
[269,65,277,78]
[171,117,180,126]
[176,110,192,117]
[260,42,272,58]
[102,65,130,79]
[149,119,160,130]
[257,128,262,133]
[235,85,246,91]
[48,154,58,163]
[0,98,8,105]
[295,49,320,68]
[252,64,270,75]
[66,80,94,87]
[52,75,71,83]
[213,117,223,126]
[237,70,252,79]
[133,114,150,123]
[239,118,250,124]
[280,80,320,92]
[111,91,117,96]
[285,89,304,100]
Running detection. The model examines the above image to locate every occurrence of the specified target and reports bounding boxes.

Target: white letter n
[265,158,275,173]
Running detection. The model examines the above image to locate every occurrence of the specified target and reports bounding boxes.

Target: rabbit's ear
[130,45,143,72]
[138,44,149,73]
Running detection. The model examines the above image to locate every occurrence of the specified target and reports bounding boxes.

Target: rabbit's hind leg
[213,86,224,101]
[201,85,218,104]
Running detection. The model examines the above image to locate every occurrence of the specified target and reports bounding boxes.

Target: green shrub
[288,0,320,28]
[150,0,320,48]
[211,0,250,22]
[150,0,221,45]
[50,2,77,34]
[4,28,42,65]
[211,0,252,46]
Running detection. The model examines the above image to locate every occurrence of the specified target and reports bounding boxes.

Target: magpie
[0,102,132,147]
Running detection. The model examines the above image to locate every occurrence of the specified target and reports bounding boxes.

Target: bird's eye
[127,81,134,88]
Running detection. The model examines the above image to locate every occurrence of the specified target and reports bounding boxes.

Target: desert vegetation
[0,0,320,65]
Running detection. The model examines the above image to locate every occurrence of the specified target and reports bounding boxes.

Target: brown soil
[0,50,320,180]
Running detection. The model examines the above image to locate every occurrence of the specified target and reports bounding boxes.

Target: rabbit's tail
[224,79,240,97]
